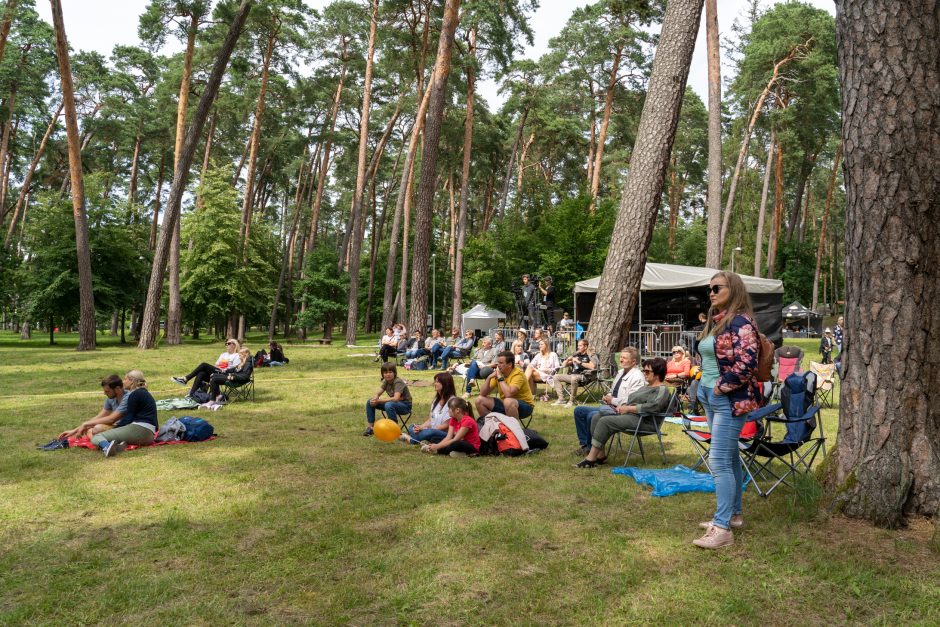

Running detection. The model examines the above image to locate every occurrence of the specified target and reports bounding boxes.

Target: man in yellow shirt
[475,351,535,421]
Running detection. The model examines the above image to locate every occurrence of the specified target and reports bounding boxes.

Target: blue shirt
[699,335,720,388]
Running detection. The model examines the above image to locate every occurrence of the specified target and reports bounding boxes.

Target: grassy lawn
[1,332,937,624]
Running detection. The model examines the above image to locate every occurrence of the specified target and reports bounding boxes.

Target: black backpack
[523,428,549,451]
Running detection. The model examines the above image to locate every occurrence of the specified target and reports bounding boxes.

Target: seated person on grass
[422,397,480,457]
[363,362,413,436]
[452,335,498,397]
[475,351,535,422]
[573,358,671,468]
[46,374,128,447]
[91,370,159,458]
[400,371,456,445]
[256,341,289,367]
[171,338,242,397]
[208,347,254,402]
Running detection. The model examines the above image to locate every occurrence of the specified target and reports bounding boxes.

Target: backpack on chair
[755,332,774,383]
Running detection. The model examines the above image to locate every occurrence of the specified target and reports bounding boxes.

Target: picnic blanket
[156,397,198,411]
[612,464,749,497]
[67,435,216,451]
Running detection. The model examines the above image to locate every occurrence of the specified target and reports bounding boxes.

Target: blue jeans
[573,404,617,448]
[406,425,447,444]
[463,361,493,393]
[429,344,444,368]
[405,348,427,359]
[366,400,412,425]
[698,385,745,530]
[268,360,285,367]
[439,347,465,370]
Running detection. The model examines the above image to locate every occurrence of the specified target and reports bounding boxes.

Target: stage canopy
[461,303,506,334]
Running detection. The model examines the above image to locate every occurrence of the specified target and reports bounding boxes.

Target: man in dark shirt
[521,274,538,329]
[538,276,556,328]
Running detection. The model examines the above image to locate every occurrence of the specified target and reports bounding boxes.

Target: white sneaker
[551,399,566,406]
[692,524,734,549]
[563,402,573,408]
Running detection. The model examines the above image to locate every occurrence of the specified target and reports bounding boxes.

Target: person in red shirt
[424,397,480,457]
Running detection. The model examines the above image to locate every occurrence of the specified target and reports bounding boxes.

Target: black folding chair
[223,374,255,402]
[380,406,413,432]
[608,390,680,466]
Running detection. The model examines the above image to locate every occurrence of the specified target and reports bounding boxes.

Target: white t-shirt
[531,352,560,373]
[216,351,241,369]
[428,399,451,428]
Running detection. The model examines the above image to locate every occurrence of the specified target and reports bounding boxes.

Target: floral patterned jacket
[712,310,762,416]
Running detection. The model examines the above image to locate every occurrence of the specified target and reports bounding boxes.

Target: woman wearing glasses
[171,338,243,398]
[573,357,671,468]
[665,345,691,385]
[693,271,763,550]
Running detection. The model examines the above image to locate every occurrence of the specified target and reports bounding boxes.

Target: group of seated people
[169,338,288,403]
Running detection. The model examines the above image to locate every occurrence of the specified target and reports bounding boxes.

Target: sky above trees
[38,0,834,107]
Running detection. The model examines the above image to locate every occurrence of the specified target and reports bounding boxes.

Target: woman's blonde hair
[124,369,147,390]
[225,338,241,352]
[699,271,754,338]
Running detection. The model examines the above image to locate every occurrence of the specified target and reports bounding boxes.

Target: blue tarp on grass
[612,465,718,497]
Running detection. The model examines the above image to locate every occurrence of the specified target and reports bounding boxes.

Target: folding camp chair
[773,345,804,400]
[575,368,606,404]
[608,390,680,466]
[223,373,255,402]
[380,406,413,432]
[808,361,837,408]
[740,371,826,497]
[681,381,772,472]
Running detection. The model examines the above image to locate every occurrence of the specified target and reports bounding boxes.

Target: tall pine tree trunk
[811,143,841,310]
[451,28,475,329]
[343,0,378,345]
[828,0,940,527]
[586,0,703,367]
[139,0,253,349]
[588,44,623,213]
[765,139,784,278]
[50,0,95,351]
[703,0,722,269]
[407,0,461,334]
[753,133,774,277]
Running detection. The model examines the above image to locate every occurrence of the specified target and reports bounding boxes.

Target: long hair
[380,362,398,379]
[447,396,474,420]
[699,271,754,338]
[124,370,147,390]
[433,371,457,408]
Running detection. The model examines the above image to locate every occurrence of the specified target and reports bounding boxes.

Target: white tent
[573,262,784,294]
[461,303,506,335]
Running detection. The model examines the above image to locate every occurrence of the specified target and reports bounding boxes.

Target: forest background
[0,0,843,347]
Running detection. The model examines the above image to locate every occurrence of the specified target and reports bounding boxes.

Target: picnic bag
[178,416,214,442]
[755,331,774,383]
[495,423,524,456]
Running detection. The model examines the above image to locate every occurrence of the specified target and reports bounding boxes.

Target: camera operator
[520,274,539,329]
[538,276,555,328]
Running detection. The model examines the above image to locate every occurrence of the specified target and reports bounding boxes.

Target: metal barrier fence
[629,330,698,358]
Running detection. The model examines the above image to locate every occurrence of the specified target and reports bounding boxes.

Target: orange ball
[373,418,401,442]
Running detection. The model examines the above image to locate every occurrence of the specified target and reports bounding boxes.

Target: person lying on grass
[171,338,242,398]
[400,371,456,445]
[39,375,128,450]
[363,362,412,437]
[207,347,254,402]
[574,358,671,468]
[90,370,159,458]
[422,397,480,457]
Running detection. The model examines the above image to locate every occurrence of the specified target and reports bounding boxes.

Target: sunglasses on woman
[708,284,727,294]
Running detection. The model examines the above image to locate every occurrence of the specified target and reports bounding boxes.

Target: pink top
[666,358,690,379]
[449,414,480,451]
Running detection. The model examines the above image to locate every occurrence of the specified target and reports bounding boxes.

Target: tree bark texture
[450,30,474,330]
[586,0,703,368]
[765,138,784,278]
[703,0,722,269]
[753,133,774,277]
[138,0,253,349]
[407,0,460,334]
[828,0,940,527]
[0,0,17,69]
[344,0,378,345]
[50,0,96,351]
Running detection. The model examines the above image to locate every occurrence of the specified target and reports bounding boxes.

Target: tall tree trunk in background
[139,0,252,349]
[497,105,529,218]
[753,133,774,277]
[586,0,703,367]
[719,40,808,257]
[704,0,722,269]
[828,0,940,526]
[397,158,415,324]
[4,102,61,246]
[343,0,378,345]
[149,153,165,250]
[128,133,141,207]
[407,0,460,334]
[812,142,841,310]
[306,53,347,251]
[785,150,818,242]
[381,81,432,330]
[240,23,278,260]
[765,140,784,278]
[195,109,216,211]
[0,80,18,214]
[365,146,402,332]
[451,28,475,330]
[0,0,17,68]
[50,0,95,351]
[166,13,199,346]
[589,43,623,214]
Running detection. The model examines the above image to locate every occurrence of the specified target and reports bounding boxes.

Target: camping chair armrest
[766,405,821,424]
[749,403,782,421]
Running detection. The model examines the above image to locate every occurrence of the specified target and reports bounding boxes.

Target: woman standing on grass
[400,372,456,445]
[424,397,480,457]
[91,370,158,458]
[693,271,762,550]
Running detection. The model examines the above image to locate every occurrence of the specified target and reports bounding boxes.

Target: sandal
[595,455,608,465]
[573,458,597,469]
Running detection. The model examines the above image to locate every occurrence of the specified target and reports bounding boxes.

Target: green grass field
[1,331,937,624]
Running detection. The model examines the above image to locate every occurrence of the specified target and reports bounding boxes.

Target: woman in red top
[665,345,691,385]
[425,397,480,457]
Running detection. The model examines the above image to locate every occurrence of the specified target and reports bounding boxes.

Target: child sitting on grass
[363,362,412,436]
[423,397,480,457]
